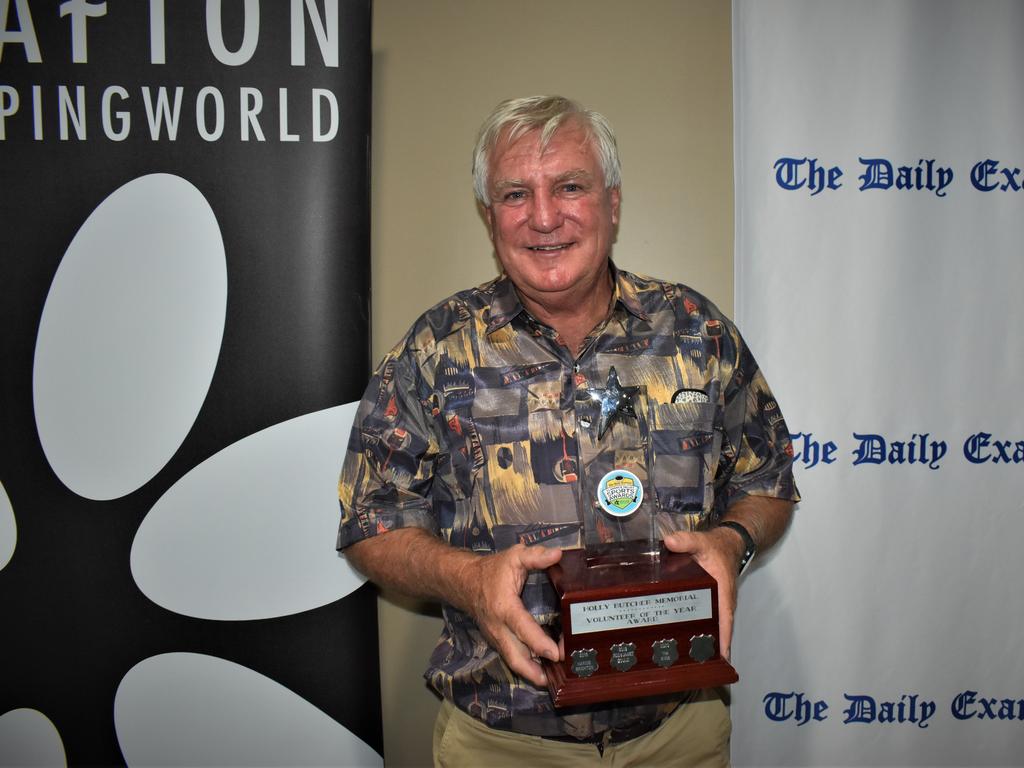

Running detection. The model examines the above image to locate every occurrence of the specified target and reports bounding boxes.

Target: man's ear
[481,201,495,239]
[610,187,621,227]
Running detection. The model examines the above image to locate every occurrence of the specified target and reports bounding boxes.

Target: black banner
[0,1,377,764]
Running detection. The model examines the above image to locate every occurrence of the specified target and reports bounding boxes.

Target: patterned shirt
[337,265,798,739]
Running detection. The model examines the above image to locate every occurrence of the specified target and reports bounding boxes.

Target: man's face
[485,122,620,307]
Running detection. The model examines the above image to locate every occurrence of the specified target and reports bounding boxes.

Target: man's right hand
[344,529,562,688]
[457,543,562,687]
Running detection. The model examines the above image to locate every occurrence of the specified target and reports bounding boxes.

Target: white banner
[732,1,1024,765]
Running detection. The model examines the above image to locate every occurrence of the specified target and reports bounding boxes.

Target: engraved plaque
[609,642,637,672]
[569,588,712,635]
[570,648,599,678]
[651,638,679,669]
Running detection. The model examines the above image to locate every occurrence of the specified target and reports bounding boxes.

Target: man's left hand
[662,526,745,660]
[663,496,795,660]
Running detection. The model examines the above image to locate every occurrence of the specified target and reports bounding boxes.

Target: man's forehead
[491,123,598,174]
[498,118,591,151]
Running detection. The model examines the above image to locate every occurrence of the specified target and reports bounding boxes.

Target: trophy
[542,367,737,707]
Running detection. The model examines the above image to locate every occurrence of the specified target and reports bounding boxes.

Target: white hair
[471,95,621,205]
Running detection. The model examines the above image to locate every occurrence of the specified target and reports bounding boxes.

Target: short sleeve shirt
[337,266,799,739]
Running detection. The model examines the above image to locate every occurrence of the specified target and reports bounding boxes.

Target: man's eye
[503,190,526,201]
[561,183,582,193]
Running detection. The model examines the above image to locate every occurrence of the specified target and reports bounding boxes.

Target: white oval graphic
[33,173,226,501]
[115,653,381,768]
[0,709,67,767]
[0,481,14,571]
[131,403,365,620]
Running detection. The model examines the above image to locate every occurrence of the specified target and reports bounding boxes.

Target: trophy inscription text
[569,588,713,634]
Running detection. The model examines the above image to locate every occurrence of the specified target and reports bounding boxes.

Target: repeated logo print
[2,174,380,767]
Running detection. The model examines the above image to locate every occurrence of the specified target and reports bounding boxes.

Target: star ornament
[583,366,641,440]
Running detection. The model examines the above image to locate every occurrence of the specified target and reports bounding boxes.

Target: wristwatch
[718,520,756,575]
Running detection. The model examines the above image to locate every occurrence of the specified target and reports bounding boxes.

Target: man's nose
[528,191,561,232]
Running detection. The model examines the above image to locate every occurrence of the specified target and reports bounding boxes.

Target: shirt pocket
[649,401,718,514]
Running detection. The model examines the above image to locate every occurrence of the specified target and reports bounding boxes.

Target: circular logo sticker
[597,469,644,517]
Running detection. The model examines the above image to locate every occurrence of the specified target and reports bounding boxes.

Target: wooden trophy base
[543,547,738,708]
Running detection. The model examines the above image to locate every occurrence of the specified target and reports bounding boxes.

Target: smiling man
[481,118,620,356]
[337,96,798,766]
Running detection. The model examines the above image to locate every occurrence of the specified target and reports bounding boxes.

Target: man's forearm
[344,527,480,612]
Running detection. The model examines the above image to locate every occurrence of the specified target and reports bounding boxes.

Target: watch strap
[718,520,756,575]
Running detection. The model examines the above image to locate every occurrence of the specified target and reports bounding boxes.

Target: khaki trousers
[432,690,731,767]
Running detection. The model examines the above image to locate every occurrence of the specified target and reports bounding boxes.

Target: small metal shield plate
[651,638,679,668]
[689,634,716,663]
[570,648,599,678]
[609,641,637,672]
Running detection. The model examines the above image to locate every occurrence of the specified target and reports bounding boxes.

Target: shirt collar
[485,275,523,334]
[484,261,650,335]
[610,263,651,322]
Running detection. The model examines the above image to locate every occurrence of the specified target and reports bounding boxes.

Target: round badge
[597,469,644,517]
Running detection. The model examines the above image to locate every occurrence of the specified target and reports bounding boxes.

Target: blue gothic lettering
[963,432,1024,464]
[951,690,1024,720]
[762,692,828,725]
[773,157,842,195]
[789,432,837,469]
[851,433,947,470]
[858,158,953,197]
[843,694,935,728]
[970,159,1023,192]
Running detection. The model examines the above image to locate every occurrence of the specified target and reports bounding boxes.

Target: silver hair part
[471,95,621,205]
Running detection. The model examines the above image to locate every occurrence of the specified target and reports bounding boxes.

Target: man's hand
[344,529,562,687]
[459,543,562,687]
[663,496,795,660]
[663,527,743,660]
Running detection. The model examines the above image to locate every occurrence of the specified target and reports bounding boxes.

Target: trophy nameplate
[541,366,737,708]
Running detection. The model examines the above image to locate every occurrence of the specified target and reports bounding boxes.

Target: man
[337,96,798,766]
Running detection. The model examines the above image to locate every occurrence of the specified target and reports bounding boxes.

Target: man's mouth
[526,243,573,252]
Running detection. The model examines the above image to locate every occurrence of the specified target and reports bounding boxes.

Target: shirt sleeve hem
[336,508,439,551]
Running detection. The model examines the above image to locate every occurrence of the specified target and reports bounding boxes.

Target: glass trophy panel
[574,366,658,566]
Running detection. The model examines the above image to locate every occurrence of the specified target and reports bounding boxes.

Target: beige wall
[370,1,733,764]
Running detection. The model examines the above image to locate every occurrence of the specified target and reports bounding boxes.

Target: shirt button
[573,364,580,373]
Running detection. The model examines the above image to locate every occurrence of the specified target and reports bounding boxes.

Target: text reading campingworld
[0,1,346,143]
